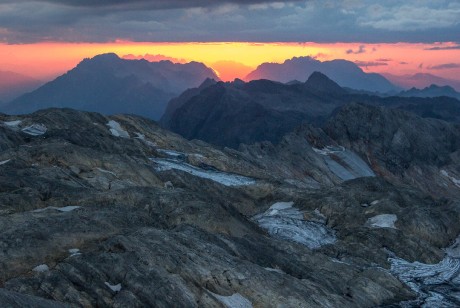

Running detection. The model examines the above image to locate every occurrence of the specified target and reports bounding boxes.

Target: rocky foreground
[1,108,460,307]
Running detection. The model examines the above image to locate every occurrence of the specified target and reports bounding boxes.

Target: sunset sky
[0,0,459,83]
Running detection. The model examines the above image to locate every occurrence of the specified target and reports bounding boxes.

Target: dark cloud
[429,63,460,70]
[346,45,366,54]
[7,0,302,10]
[354,61,388,68]
[399,61,408,65]
[358,2,460,32]
[0,1,459,43]
[375,58,392,62]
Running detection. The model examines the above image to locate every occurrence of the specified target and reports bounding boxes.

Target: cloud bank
[0,0,459,43]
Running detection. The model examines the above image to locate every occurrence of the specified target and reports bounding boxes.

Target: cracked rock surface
[1,108,459,307]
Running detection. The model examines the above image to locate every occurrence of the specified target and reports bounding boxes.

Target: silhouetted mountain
[160,78,218,125]
[3,53,218,120]
[162,72,460,149]
[162,74,356,148]
[304,71,347,95]
[384,73,460,91]
[0,71,43,102]
[245,56,399,93]
[399,84,460,100]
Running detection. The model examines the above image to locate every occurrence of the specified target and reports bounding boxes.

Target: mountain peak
[4,54,219,120]
[92,53,120,61]
[232,78,245,86]
[245,56,397,93]
[78,53,121,68]
[285,56,317,64]
[198,78,218,89]
[427,84,454,91]
[305,71,346,94]
[398,83,460,99]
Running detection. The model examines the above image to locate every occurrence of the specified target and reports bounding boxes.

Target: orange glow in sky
[0,41,459,82]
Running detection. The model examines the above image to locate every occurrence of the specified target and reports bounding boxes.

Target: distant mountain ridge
[384,73,460,91]
[0,71,43,102]
[3,53,218,120]
[399,84,460,100]
[161,72,355,148]
[162,71,460,149]
[245,56,399,93]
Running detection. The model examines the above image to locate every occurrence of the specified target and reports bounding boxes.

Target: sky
[0,0,459,83]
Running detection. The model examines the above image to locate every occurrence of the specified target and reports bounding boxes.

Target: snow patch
[210,292,253,308]
[134,132,145,140]
[107,120,129,138]
[104,282,122,293]
[331,258,349,265]
[134,133,157,147]
[390,257,460,306]
[0,159,11,166]
[33,206,81,213]
[267,202,295,216]
[314,145,375,180]
[253,202,336,249]
[366,214,397,229]
[389,234,460,307]
[33,264,49,272]
[69,248,81,257]
[157,149,185,157]
[441,170,460,188]
[22,124,47,136]
[190,153,205,159]
[96,168,117,177]
[3,120,22,127]
[264,267,285,274]
[151,157,255,187]
[312,145,345,155]
[270,201,295,211]
[445,236,460,258]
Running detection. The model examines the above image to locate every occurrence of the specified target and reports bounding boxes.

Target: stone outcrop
[1,108,459,307]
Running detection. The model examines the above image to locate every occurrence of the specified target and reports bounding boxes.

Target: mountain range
[162,72,348,148]
[398,84,460,100]
[3,53,218,120]
[161,71,460,149]
[384,73,460,92]
[245,56,399,93]
[5,54,460,124]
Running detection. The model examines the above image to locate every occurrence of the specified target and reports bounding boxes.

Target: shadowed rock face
[1,108,460,307]
[161,74,351,148]
[161,73,460,152]
[324,103,460,198]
